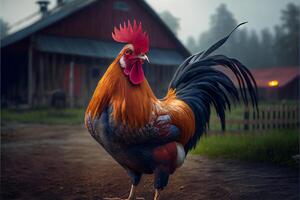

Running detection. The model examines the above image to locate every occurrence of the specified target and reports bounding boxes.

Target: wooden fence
[208,104,299,133]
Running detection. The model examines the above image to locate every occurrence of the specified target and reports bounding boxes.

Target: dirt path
[1,124,299,200]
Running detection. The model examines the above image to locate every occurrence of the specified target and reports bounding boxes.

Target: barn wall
[2,0,187,107]
[29,50,176,107]
[1,44,29,107]
[41,0,177,49]
[30,51,115,107]
[31,52,81,107]
[143,63,176,98]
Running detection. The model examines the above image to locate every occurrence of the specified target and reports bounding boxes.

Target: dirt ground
[1,124,299,200]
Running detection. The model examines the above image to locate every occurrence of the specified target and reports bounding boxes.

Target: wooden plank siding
[41,0,176,49]
[2,0,189,107]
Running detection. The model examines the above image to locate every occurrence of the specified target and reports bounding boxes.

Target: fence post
[257,107,260,131]
[277,106,281,129]
[296,106,299,128]
[244,106,250,131]
[267,106,271,129]
[272,109,276,129]
[252,111,256,131]
[287,105,291,129]
[262,109,265,130]
[292,107,296,128]
[282,104,286,129]
[69,61,74,108]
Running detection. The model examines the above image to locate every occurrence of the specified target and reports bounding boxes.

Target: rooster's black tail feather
[169,22,258,152]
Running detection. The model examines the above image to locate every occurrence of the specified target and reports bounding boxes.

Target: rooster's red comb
[112,20,149,54]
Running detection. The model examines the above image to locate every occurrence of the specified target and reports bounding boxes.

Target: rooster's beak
[138,54,150,63]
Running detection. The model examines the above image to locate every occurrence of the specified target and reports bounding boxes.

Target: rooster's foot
[103,197,144,200]
[103,185,144,200]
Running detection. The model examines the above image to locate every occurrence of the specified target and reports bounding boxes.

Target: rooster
[85,20,257,200]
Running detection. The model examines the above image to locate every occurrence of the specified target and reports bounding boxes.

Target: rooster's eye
[125,49,133,55]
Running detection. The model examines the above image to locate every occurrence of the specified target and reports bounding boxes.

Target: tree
[210,4,237,39]
[0,18,9,39]
[260,28,275,67]
[185,3,300,69]
[159,10,180,35]
[247,30,261,67]
[198,31,213,52]
[185,36,198,53]
[234,29,250,66]
[274,3,299,66]
[198,4,238,56]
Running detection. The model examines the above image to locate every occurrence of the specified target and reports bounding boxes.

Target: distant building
[1,0,190,107]
[218,66,299,101]
[250,67,299,101]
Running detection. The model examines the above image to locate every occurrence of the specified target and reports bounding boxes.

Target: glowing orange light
[268,80,279,87]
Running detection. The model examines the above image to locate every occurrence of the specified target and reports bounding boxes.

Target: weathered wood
[52,54,57,89]
[209,104,299,134]
[69,61,75,108]
[272,110,276,129]
[277,107,281,129]
[282,104,286,129]
[287,105,291,129]
[44,53,50,91]
[58,54,65,91]
[41,0,179,50]
[39,52,45,105]
[28,37,34,106]
[267,107,271,129]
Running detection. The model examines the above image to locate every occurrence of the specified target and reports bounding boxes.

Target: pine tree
[274,3,299,66]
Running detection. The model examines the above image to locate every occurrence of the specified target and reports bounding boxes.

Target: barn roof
[219,66,299,88]
[250,67,300,88]
[1,0,190,57]
[1,0,97,47]
[35,35,185,65]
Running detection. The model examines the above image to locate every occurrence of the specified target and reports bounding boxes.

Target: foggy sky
[1,0,299,43]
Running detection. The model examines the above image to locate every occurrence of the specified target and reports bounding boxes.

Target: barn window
[114,1,130,11]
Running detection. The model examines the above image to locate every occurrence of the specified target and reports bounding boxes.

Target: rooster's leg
[103,171,142,200]
[125,170,142,199]
[153,168,169,200]
[126,184,146,200]
[154,189,162,200]
[126,185,136,200]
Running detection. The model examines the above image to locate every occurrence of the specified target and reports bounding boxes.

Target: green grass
[1,108,85,125]
[2,106,299,167]
[192,130,299,167]
[209,105,244,130]
[208,101,299,131]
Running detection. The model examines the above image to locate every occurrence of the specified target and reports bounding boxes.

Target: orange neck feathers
[85,49,157,129]
[158,89,196,145]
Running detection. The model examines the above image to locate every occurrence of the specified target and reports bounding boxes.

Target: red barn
[1,0,190,107]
